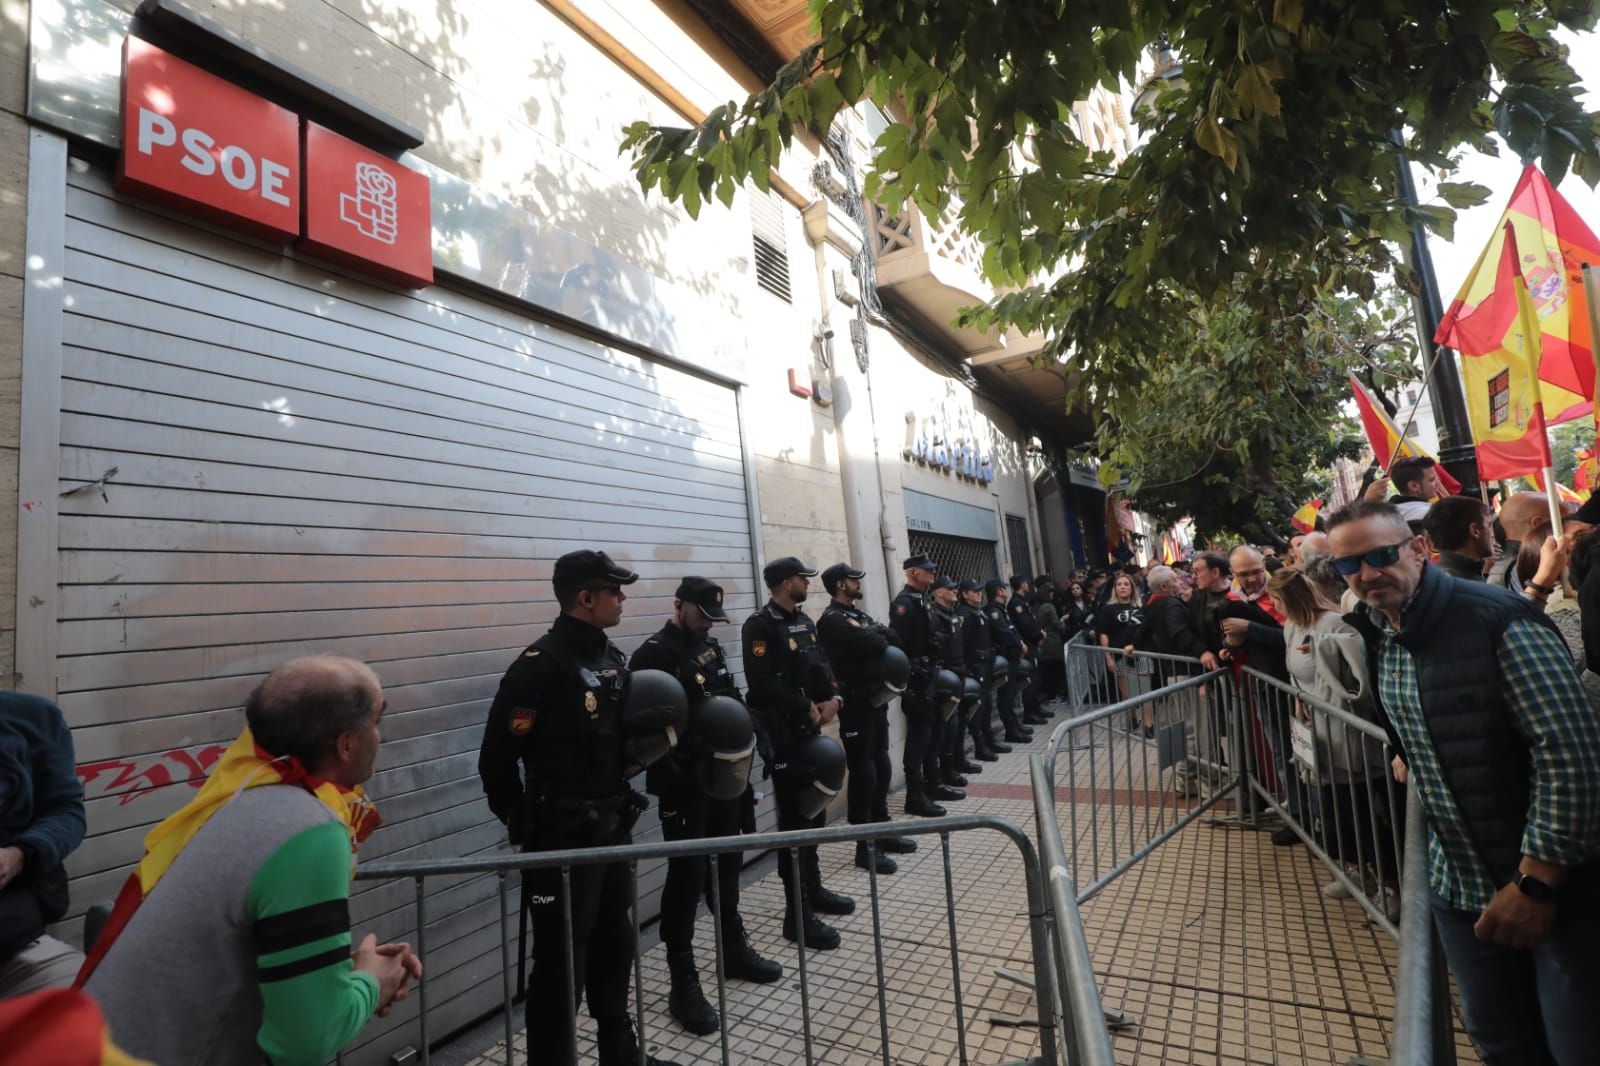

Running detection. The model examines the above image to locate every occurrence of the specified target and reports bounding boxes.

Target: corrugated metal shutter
[54,161,764,1061]
[749,188,792,303]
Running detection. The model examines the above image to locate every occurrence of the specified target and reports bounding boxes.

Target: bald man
[1489,493,1576,592]
[87,657,418,1066]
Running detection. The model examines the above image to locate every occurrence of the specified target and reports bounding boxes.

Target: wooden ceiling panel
[724,0,813,56]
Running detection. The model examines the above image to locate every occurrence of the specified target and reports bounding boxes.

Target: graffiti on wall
[77,744,229,805]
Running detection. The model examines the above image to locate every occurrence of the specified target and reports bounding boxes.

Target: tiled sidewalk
[462,706,1478,1065]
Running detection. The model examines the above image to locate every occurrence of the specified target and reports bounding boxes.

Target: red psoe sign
[117,37,300,242]
[300,123,433,288]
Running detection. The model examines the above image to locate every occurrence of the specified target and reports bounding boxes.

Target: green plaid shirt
[1378,614,1600,911]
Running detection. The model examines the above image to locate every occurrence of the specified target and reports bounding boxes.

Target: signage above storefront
[117,36,300,241]
[904,414,994,484]
[114,37,432,287]
[300,122,433,287]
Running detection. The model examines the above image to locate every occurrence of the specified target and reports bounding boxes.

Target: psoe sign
[904,415,994,484]
[117,37,300,241]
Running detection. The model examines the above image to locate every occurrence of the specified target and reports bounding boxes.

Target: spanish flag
[0,988,154,1066]
[1436,164,1600,424]
[1450,223,1553,480]
[1290,499,1322,533]
[1533,469,1587,505]
[1348,373,1464,495]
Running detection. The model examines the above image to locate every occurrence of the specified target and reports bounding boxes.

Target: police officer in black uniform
[957,578,1006,760]
[890,555,962,817]
[928,574,974,794]
[816,562,919,876]
[477,550,681,1066]
[1008,575,1051,725]
[630,577,782,1036]
[741,557,856,950]
[985,578,1034,744]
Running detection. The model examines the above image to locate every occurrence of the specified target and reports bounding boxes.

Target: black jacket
[1141,595,1207,659]
[1009,597,1044,644]
[1435,550,1487,582]
[630,621,751,795]
[0,693,85,957]
[741,600,837,748]
[1346,563,1570,887]
[817,599,896,693]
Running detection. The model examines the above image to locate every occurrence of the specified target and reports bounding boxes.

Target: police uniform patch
[788,638,798,651]
[695,672,705,684]
[523,649,541,658]
[510,707,534,735]
[584,691,598,715]
[896,605,906,615]
[752,641,767,656]
[849,618,860,627]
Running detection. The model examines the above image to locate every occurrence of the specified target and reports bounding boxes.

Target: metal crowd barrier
[345,817,1061,1066]
[1047,650,1241,901]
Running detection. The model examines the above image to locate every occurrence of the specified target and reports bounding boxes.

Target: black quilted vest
[1352,563,1561,886]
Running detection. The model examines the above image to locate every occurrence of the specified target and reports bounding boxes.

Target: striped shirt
[1378,615,1600,911]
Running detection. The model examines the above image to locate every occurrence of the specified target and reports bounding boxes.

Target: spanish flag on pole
[1347,373,1464,494]
[1290,499,1322,533]
[1449,223,1552,480]
[1436,164,1600,424]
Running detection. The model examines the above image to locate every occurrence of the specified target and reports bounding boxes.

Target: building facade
[5,2,1130,1058]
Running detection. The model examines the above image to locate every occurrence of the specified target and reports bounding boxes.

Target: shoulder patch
[751,640,767,656]
[848,618,861,627]
[510,707,535,735]
[523,649,541,658]
[896,605,906,615]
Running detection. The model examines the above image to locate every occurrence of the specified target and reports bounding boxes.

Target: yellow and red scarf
[75,728,381,986]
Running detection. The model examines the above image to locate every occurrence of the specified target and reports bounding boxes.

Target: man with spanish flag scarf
[79,656,420,1066]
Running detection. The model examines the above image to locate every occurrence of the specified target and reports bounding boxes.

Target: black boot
[598,1022,682,1066]
[1023,710,1050,725]
[960,755,984,774]
[667,950,719,1035]
[905,775,946,817]
[941,762,969,788]
[804,860,857,914]
[722,914,782,983]
[781,878,841,950]
[989,738,1013,754]
[879,835,918,854]
[928,781,965,801]
[855,839,898,874]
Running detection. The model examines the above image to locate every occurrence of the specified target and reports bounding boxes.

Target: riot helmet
[1017,657,1039,693]
[621,669,689,771]
[933,669,962,721]
[990,655,1011,691]
[689,695,756,800]
[788,733,848,819]
[866,645,911,706]
[960,675,983,710]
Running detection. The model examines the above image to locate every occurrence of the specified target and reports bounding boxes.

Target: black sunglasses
[1331,541,1411,576]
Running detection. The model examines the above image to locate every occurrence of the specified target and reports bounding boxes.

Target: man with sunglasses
[1330,500,1600,1065]
[478,549,680,1066]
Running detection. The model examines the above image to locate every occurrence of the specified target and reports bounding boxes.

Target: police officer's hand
[811,698,840,727]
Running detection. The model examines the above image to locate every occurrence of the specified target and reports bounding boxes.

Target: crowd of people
[4,453,1598,1065]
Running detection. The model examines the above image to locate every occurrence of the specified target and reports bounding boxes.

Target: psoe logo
[340,161,399,245]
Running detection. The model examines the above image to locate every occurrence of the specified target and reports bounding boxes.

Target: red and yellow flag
[1576,448,1597,499]
[1347,373,1464,494]
[1450,223,1553,480]
[1436,164,1600,424]
[1532,468,1587,505]
[1290,499,1323,533]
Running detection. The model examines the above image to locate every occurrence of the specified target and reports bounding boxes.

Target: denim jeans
[1430,873,1600,1065]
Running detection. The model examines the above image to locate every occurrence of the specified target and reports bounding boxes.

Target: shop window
[1005,513,1033,580]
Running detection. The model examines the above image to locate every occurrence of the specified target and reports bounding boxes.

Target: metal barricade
[348,817,1061,1066]
[1390,779,1459,1066]
[1045,653,1239,901]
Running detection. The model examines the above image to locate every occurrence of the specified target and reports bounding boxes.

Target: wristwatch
[1515,871,1558,902]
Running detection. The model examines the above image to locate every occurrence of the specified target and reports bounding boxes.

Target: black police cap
[1010,574,1029,591]
[821,562,867,591]
[902,553,938,572]
[553,550,638,598]
[932,575,958,591]
[675,576,729,621]
[957,578,982,593]
[984,577,1007,594]
[763,556,818,588]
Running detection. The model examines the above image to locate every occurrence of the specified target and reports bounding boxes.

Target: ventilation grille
[750,190,792,303]
[909,531,1000,584]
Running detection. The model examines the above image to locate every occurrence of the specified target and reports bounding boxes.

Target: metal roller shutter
[53,160,763,1059]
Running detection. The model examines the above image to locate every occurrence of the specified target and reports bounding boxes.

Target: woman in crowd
[1097,573,1152,734]
[1032,584,1069,704]
[1268,567,1397,916]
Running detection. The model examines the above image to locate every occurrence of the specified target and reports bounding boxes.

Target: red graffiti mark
[21,501,39,512]
[77,745,230,805]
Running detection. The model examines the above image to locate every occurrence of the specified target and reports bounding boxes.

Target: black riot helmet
[787,734,848,819]
[990,655,1011,691]
[1016,658,1039,693]
[960,675,983,710]
[689,695,756,800]
[933,669,962,721]
[866,645,911,706]
[620,669,689,771]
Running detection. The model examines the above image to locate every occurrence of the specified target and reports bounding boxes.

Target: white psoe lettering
[136,107,292,207]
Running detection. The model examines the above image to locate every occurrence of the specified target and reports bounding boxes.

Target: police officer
[1008,575,1051,725]
[957,578,1006,760]
[890,555,962,817]
[928,575,972,795]
[631,577,782,1035]
[985,578,1033,744]
[816,562,919,876]
[477,550,680,1066]
[741,557,856,950]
